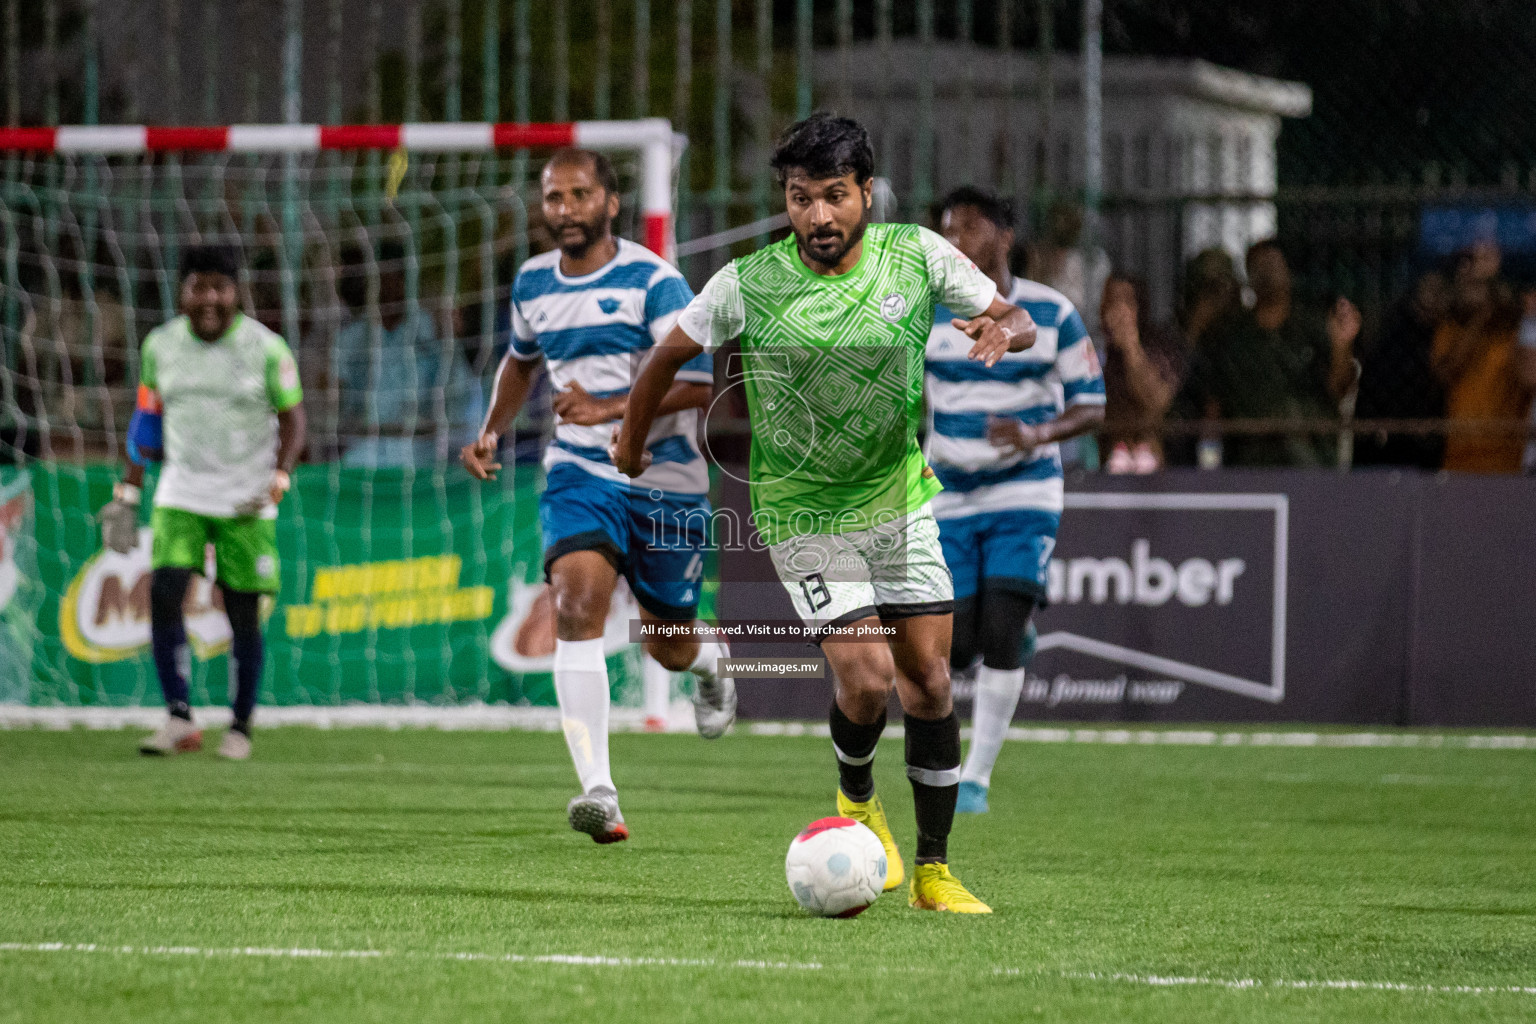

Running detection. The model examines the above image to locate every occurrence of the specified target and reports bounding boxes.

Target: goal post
[0,118,689,712]
[0,117,680,258]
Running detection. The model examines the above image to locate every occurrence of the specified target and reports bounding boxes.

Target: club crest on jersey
[879,292,907,323]
[598,297,621,314]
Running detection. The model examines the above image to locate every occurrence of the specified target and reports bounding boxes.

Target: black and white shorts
[768,504,954,637]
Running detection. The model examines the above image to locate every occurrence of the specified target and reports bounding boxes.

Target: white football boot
[567,786,628,843]
[691,639,737,740]
[138,715,202,756]
[217,730,252,761]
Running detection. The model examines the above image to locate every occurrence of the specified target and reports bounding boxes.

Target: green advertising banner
[21,463,659,710]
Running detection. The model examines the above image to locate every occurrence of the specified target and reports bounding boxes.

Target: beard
[797,216,868,269]
[551,216,607,258]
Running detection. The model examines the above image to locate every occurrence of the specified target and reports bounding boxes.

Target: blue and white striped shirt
[924,276,1106,517]
[510,239,712,494]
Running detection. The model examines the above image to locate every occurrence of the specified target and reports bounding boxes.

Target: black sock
[222,588,264,728]
[149,568,193,716]
[830,702,885,802]
[905,711,961,863]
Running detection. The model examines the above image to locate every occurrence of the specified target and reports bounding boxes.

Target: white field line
[0,941,820,972]
[2,942,1530,996]
[1,704,1534,750]
[1008,968,1536,997]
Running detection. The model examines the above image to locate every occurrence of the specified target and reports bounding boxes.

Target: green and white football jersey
[677,223,996,544]
[140,313,303,519]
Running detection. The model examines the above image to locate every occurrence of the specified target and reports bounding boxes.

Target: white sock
[688,639,725,680]
[642,654,671,721]
[961,665,1025,787]
[553,638,614,794]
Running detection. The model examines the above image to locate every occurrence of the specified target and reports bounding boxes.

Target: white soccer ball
[784,816,888,917]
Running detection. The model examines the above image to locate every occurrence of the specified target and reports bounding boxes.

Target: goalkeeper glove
[98,482,141,555]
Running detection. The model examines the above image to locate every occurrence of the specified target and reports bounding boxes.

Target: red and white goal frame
[0,117,681,259]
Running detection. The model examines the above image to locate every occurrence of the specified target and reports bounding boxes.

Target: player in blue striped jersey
[462,149,734,844]
[925,187,1106,813]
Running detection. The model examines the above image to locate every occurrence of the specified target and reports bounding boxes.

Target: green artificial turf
[0,725,1533,1023]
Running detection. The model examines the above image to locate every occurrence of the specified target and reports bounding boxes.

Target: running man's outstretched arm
[462,352,542,480]
[612,325,704,478]
[955,295,1037,367]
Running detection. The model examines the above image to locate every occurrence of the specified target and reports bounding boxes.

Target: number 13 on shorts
[799,572,832,612]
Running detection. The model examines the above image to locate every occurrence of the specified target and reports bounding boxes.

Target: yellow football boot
[835,789,904,891]
[908,862,992,914]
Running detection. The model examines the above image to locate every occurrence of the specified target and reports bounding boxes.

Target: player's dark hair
[941,186,1014,232]
[546,147,620,197]
[770,112,874,187]
[180,244,241,283]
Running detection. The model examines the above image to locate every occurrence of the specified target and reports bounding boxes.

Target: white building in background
[811,44,1312,319]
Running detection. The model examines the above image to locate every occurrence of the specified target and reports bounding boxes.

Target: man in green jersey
[614,114,1036,913]
[98,245,306,760]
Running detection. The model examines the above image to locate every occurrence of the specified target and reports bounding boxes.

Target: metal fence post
[634,0,651,118]
[5,0,18,127]
[595,0,612,120]
[835,0,851,113]
[712,0,731,263]
[1082,0,1103,249]
[1037,0,1054,208]
[513,0,530,266]
[553,0,569,122]
[795,0,812,120]
[405,0,422,123]
[875,0,891,193]
[44,0,58,127]
[446,0,462,122]
[957,0,974,186]
[673,0,694,274]
[482,0,499,122]
[915,0,935,219]
[282,0,303,349]
[753,0,772,241]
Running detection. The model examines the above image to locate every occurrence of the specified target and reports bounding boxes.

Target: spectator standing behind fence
[1156,248,1242,467]
[1431,242,1533,474]
[1353,267,1451,469]
[1100,274,1188,473]
[1176,239,1360,468]
[332,242,484,468]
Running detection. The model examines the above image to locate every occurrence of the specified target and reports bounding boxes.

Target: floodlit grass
[0,725,1533,1022]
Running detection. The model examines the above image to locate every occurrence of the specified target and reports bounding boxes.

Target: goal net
[0,119,692,715]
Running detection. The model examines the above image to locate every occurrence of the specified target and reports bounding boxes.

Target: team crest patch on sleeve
[278,355,299,391]
[256,555,276,580]
[879,292,908,322]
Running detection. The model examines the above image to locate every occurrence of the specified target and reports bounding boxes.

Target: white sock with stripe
[553,638,614,795]
[961,665,1025,788]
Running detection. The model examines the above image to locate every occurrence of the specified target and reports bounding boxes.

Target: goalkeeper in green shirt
[614,114,1036,913]
[98,245,307,760]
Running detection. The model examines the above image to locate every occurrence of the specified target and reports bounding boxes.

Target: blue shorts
[539,462,709,621]
[937,507,1061,603]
